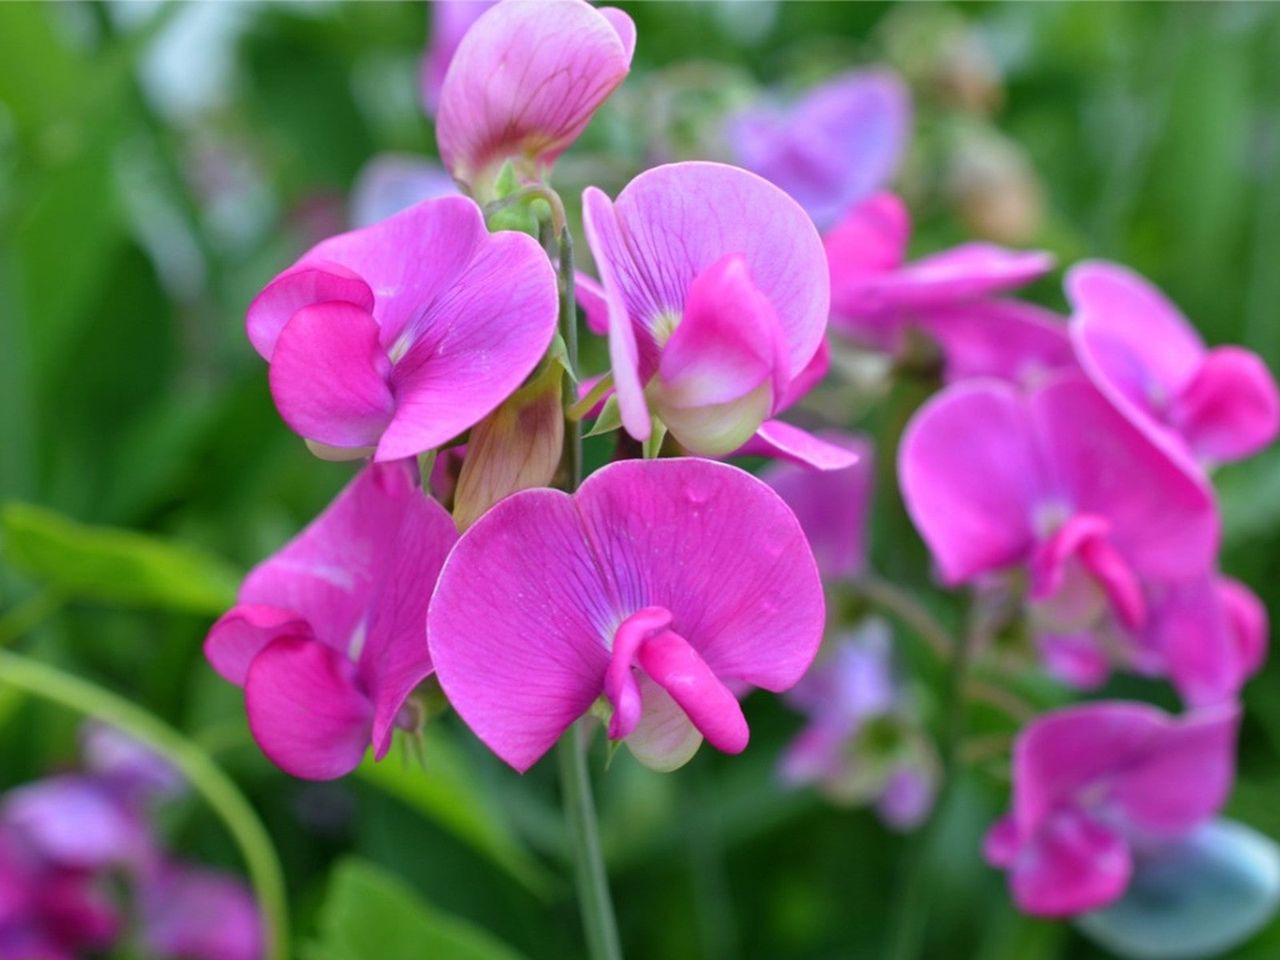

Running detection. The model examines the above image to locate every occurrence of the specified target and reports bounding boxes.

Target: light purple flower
[349,155,457,228]
[81,723,184,805]
[900,374,1227,699]
[1068,261,1280,466]
[730,69,911,228]
[583,161,851,467]
[826,193,1059,371]
[419,0,496,117]
[428,458,825,773]
[246,195,558,462]
[2,776,150,871]
[140,862,263,960]
[436,0,635,194]
[205,462,458,780]
[761,432,874,581]
[985,701,1238,917]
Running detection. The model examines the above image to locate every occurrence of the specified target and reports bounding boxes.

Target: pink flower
[247,196,558,462]
[436,0,635,194]
[583,161,850,466]
[826,193,1062,377]
[419,0,497,116]
[205,462,457,780]
[900,374,1225,697]
[761,432,874,581]
[428,458,825,773]
[730,69,911,228]
[985,701,1238,917]
[1068,261,1280,466]
[139,862,262,960]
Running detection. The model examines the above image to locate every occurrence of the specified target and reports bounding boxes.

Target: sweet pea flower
[984,701,1239,917]
[761,432,874,581]
[419,0,496,116]
[583,161,851,466]
[900,374,1222,696]
[140,862,263,960]
[1068,261,1280,466]
[429,458,825,773]
[205,461,457,780]
[729,69,911,229]
[781,620,937,830]
[246,195,558,462]
[436,0,636,194]
[826,192,1058,363]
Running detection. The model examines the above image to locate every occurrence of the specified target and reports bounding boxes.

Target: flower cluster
[0,725,261,960]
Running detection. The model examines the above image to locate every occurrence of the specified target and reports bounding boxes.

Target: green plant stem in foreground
[0,650,289,960]
[558,721,624,960]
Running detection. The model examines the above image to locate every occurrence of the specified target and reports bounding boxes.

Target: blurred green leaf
[355,727,554,897]
[308,857,528,960]
[0,501,239,613]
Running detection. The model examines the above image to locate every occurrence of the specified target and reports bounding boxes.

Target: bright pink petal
[761,432,873,580]
[899,380,1045,584]
[737,419,862,470]
[246,262,374,361]
[1149,577,1252,707]
[376,228,558,460]
[824,192,911,347]
[1220,576,1268,678]
[436,0,634,188]
[576,272,610,336]
[204,604,311,685]
[637,629,748,754]
[776,337,831,413]
[1171,346,1280,463]
[881,244,1053,309]
[1031,375,1218,581]
[1030,514,1146,630]
[922,300,1076,386]
[1037,632,1112,689]
[1008,809,1132,917]
[268,302,395,449]
[244,637,373,780]
[420,0,496,116]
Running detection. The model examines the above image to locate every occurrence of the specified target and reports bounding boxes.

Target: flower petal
[246,262,375,362]
[1008,809,1132,917]
[625,674,704,773]
[204,604,311,685]
[268,302,395,449]
[140,863,263,960]
[737,419,862,470]
[1171,345,1280,464]
[244,636,374,780]
[922,299,1076,386]
[899,380,1044,584]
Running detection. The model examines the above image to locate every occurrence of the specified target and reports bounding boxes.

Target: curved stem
[0,651,289,960]
[558,721,623,960]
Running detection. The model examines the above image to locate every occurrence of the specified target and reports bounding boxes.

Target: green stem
[558,226,583,490]
[557,721,623,960]
[0,651,289,960]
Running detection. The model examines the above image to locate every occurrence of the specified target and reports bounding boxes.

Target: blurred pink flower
[246,196,558,461]
[429,459,825,773]
[205,461,457,780]
[140,862,263,960]
[730,69,911,228]
[436,0,635,194]
[419,0,496,116]
[985,701,1238,917]
[583,161,852,467]
[1069,261,1280,467]
[900,374,1232,699]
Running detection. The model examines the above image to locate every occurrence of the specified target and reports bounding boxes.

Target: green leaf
[309,858,529,960]
[584,396,623,438]
[355,727,554,896]
[0,501,239,614]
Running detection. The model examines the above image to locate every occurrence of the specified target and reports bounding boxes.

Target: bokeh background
[2,2,1280,958]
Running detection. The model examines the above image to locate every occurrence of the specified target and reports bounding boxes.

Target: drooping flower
[780,620,937,830]
[729,69,911,228]
[761,432,874,581]
[419,0,497,116]
[583,161,851,466]
[826,192,1059,370]
[428,458,825,773]
[246,196,558,462]
[900,374,1225,699]
[205,461,457,780]
[1068,261,1280,466]
[436,0,635,195]
[984,701,1238,917]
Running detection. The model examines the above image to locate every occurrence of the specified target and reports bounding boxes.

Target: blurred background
[2,2,1279,958]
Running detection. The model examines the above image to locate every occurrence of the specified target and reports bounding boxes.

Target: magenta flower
[428,458,825,773]
[419,0,496,116]
[246,196,558,462]
[583,161,847,465]
[826,192,1057,361]
[781,621,937,830]
[1068,261,1280,466]
[139,862,262,960]
[436,0,635,193]
[900,374,1223,696]
[205,462,457,780]
[761,432,874,581]
[985,701,1238,917]
[730,69,911,228]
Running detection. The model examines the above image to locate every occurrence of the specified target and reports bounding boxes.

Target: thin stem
[0,651,289,960]
[557,721,623,960]
[558,226,583,490]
